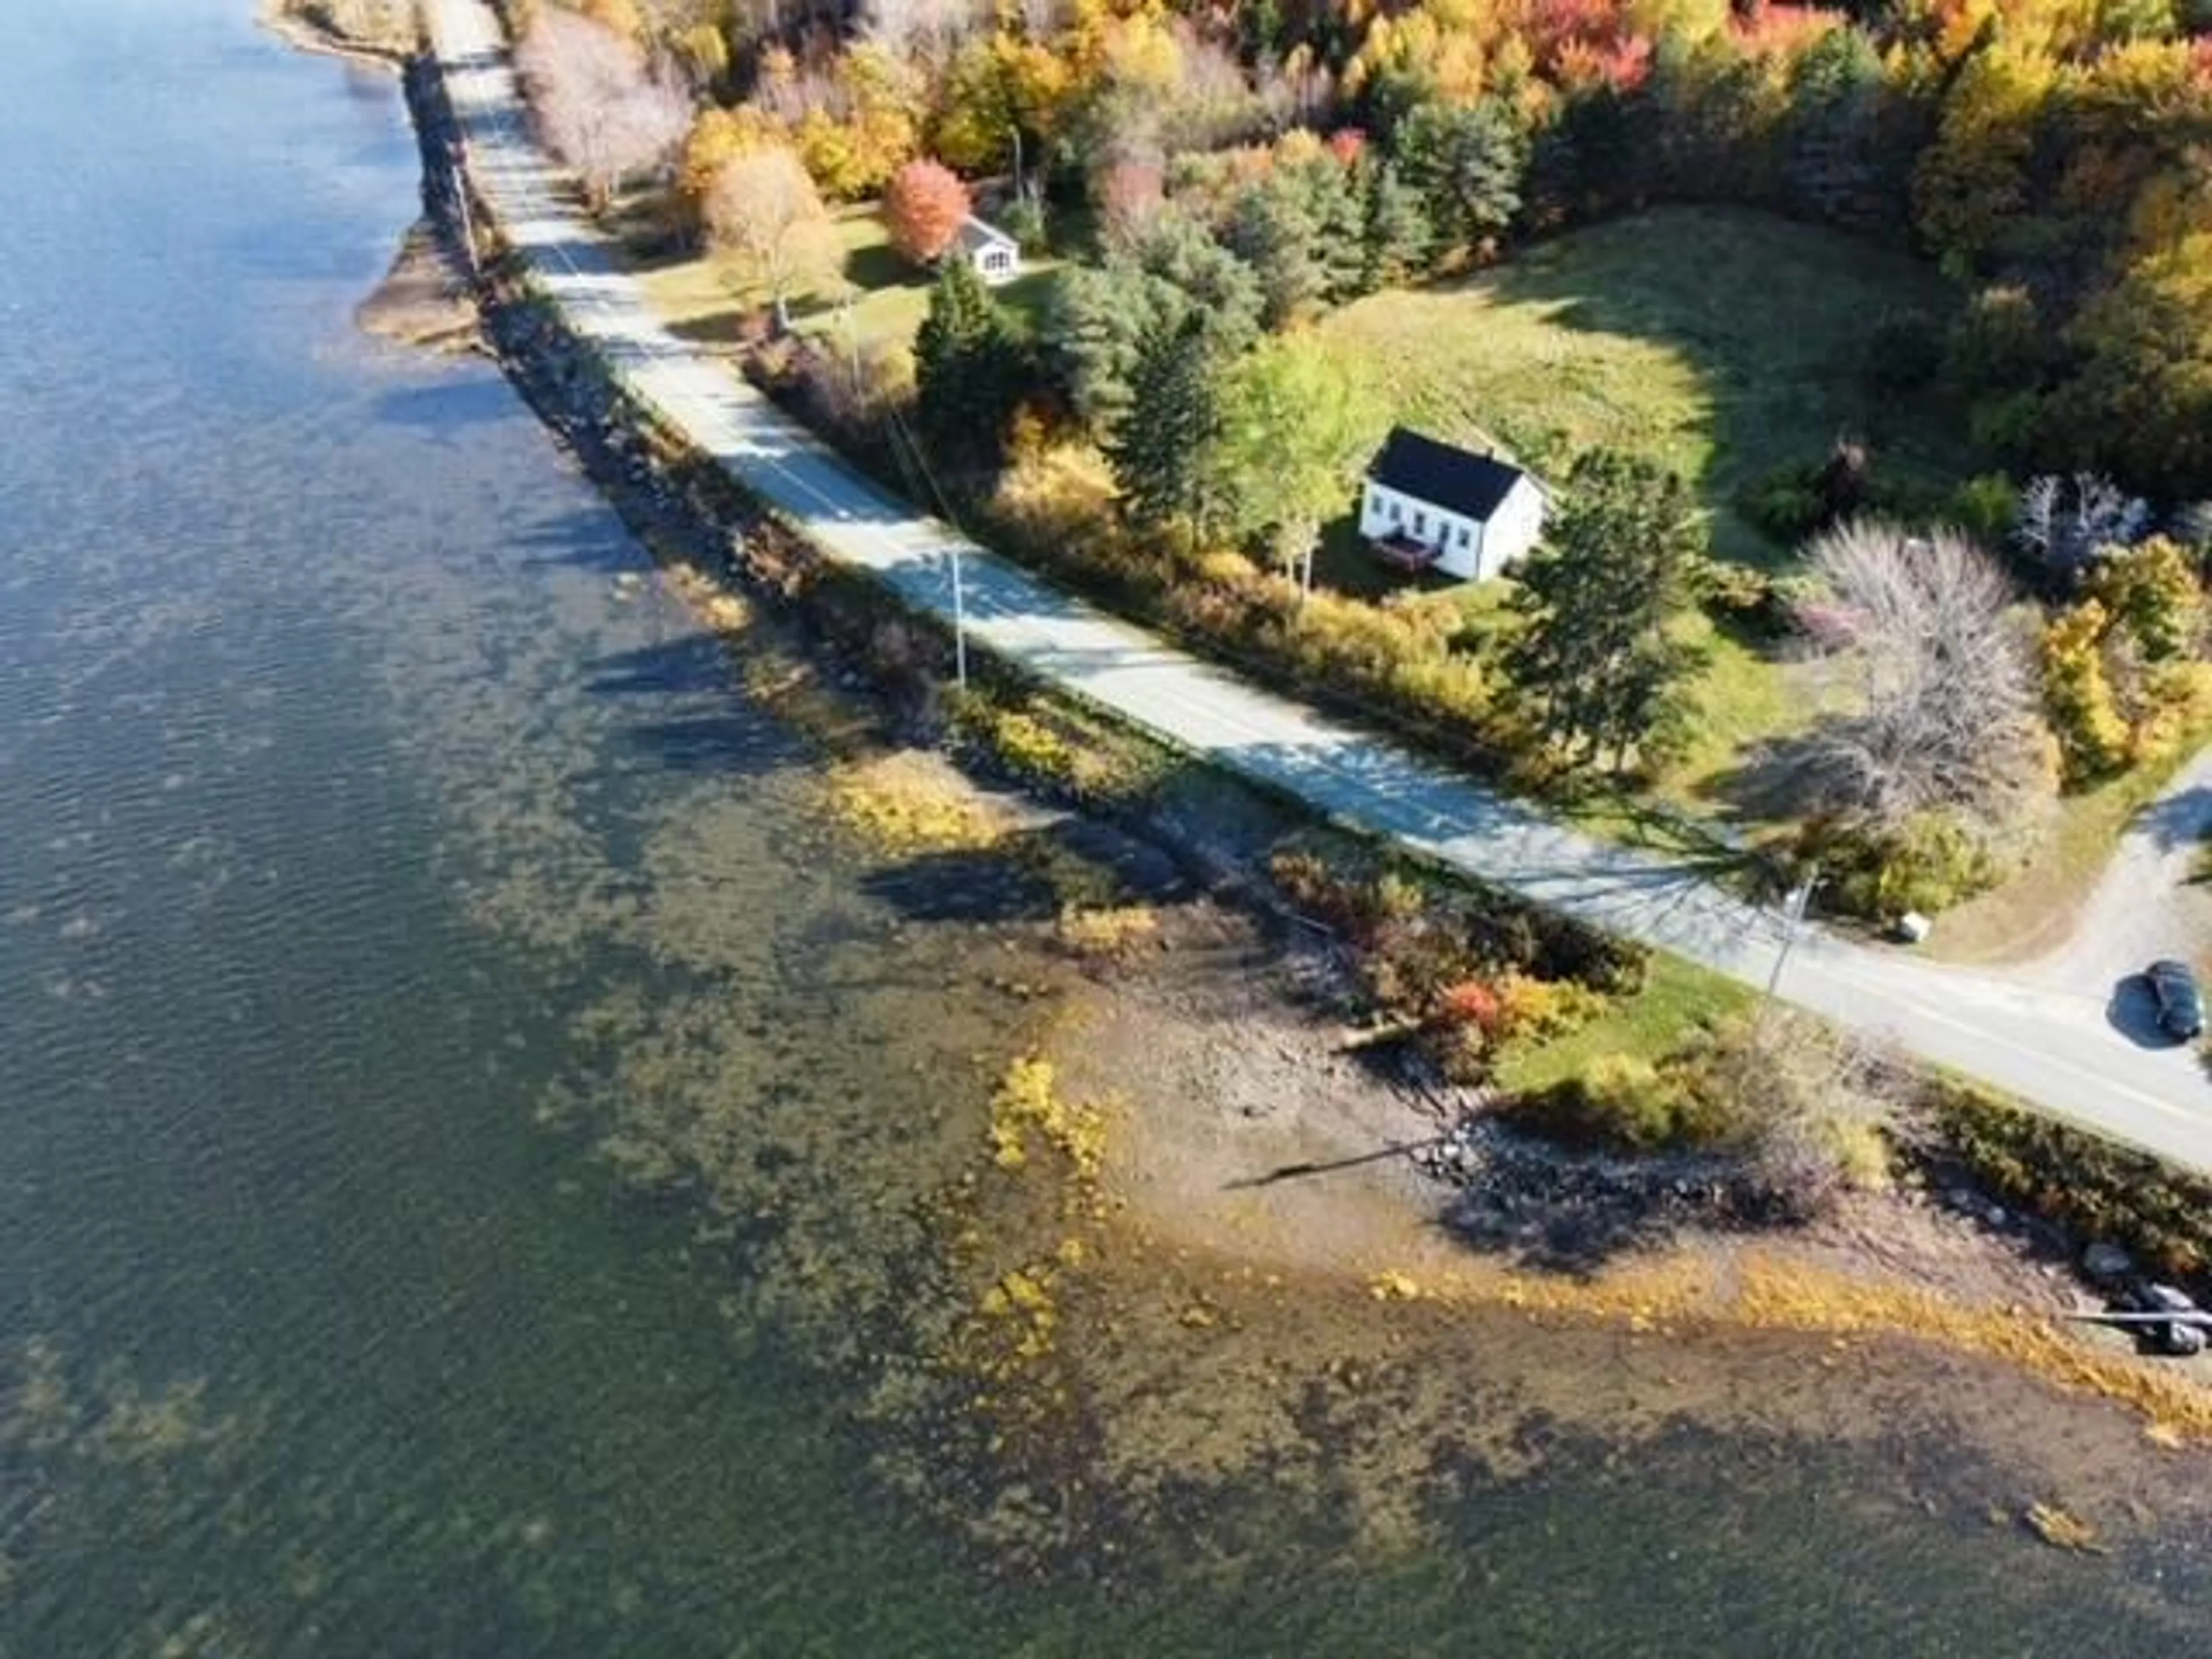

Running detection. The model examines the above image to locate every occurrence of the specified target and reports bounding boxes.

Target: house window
[1457,524,1471,548]
[1413,509,1427,535]
[1388,498,1401,522]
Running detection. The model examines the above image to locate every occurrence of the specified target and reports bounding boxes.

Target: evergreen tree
[1108,315,1224,535]
[1783,26,1891,232]
[913,257,1023,471]
[1127,212,1266,354]
[1048,261,1190,433]
[1501,450,1708,774]
[1394,99,1529,260]
[1224,176,1328,329]
[1357,157,1433,292]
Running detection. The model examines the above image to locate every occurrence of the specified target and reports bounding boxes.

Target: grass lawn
[1316,204,1974,570]
[627,205,1063,361]
[1496,952,1755,1094]
[1316,204,1975,824]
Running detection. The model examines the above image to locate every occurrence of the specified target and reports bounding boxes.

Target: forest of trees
[508,0,2212,915]
[520,0,2212,504]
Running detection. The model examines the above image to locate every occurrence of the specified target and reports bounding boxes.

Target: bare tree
[2173,500,2212,556]
[861,0,990,65]
[1693,1013,1919,1218]
[1792,520,2046,834]
[2013,472,2152,589]
[1014,0,1070,36]
[514,8,691,213]
[1256,50,1336,132]
[704,146,842,332]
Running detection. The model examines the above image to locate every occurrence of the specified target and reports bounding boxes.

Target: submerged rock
[2082,1242,2133,1282]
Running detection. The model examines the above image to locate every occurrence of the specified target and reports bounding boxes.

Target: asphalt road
[426,0,2212,1175]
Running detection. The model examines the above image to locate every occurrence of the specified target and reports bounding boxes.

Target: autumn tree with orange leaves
[882,157,974,263]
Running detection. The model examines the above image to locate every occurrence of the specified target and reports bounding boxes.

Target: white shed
[1358,427,1546,582]
[955,215,1021,285]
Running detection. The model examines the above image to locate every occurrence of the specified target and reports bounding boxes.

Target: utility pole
[839,292,861,391]
[451,163,478,276]
[949,544,969,690]
[1764,863,1821,1006]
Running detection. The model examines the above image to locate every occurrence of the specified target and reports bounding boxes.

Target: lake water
[2,3,2207,1653]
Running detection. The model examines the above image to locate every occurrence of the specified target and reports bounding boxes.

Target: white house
[1358,426,1546,582]
[955,215,1021,286]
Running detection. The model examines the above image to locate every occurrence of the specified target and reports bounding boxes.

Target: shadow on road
[2140,785,2212,858]
[2106,974,2188,1049]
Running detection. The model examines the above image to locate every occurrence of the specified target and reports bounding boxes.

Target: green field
[1314,206,1979,812]
[1316,204,1974,567]
[630,205,1062,361]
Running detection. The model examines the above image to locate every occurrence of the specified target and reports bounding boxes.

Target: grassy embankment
[628,204,1064,359]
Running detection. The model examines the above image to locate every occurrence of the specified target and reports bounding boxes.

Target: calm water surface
[1,3,2206,1653]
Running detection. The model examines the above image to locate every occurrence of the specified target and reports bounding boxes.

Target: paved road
[424,0,2212,1175]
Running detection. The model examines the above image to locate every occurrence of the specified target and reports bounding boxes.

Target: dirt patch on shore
[1029,899,2212,1546]
[257,0,417,65]
[357,219,482,355]
[1054,902,2061,1315]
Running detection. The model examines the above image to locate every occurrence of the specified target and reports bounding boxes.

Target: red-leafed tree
[882,158,972,265]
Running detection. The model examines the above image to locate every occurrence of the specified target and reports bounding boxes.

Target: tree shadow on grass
[994,266,1062,334]
[844,241,916,292]
[661,308,752,350]
[1404,206,1976,569]
[1689,732,1816,829]
[600,191,691,270]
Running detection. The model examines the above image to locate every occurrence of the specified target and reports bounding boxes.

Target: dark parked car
[2146,959,2206,1041]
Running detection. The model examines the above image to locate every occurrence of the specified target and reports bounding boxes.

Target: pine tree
[913,257,1022,471]
[1395,98,1528,261]
[1107,315,1224,536]
[1501,450,1708,774]
[1357,158,1432,293]
[1224,178,1327,329]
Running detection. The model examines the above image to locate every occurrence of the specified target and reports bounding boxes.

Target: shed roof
[1366,427,1528,523]
[955,215,1017,253]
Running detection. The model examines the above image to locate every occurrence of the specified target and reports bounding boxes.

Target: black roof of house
[1366,427,1528,522]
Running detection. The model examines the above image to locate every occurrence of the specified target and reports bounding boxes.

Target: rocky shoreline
[255,0,416,68]
[399,1,2212,1419]
[275,1,2212,1561]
